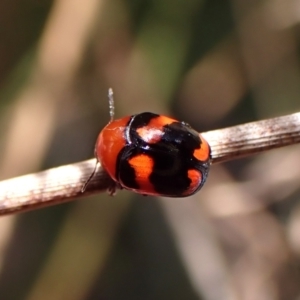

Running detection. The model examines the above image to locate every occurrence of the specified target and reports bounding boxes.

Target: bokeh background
[1,0,300,299]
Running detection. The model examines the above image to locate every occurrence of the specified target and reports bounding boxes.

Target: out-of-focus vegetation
[1,0,300,299]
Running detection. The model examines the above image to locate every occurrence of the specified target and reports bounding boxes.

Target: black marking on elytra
[148,147,191,196]
[116,145,140,189]
[163,122,203,155]
[117,112,210,196]
[131,112,159,128]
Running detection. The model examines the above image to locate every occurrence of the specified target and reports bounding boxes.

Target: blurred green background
[1,0,300,299]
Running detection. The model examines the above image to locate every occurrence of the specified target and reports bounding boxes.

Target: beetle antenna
[108,88,114,122]
[82,88,114,193]
[81,160,99,193]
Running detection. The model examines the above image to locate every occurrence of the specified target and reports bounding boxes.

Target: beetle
[83,89,211,197]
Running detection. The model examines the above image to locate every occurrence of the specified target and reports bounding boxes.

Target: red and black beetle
[84,89,211,197]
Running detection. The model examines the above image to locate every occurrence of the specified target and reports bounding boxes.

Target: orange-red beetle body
[96,112,211,197]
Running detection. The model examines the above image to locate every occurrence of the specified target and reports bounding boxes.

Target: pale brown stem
[1,112,300,216]
[204,112,300,164]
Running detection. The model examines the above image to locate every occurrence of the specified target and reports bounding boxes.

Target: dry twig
[1,112,300,216]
